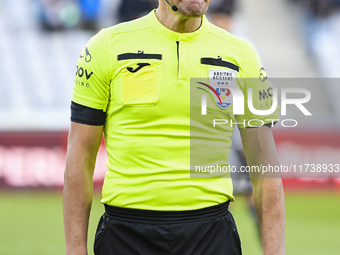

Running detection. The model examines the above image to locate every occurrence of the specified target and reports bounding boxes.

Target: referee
[63,0,286,254]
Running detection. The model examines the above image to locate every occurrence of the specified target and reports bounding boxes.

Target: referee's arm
[63,122,104,255]
[240,125,286,255]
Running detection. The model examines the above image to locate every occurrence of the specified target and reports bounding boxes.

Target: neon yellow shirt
[72,11,278,210]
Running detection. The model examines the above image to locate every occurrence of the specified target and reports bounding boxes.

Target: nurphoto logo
[198,81,311,128]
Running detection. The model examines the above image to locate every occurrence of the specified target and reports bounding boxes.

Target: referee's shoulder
[103,15,151,37]
[206,22,250,50]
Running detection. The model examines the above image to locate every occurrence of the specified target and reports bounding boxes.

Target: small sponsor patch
[195,69,236,110]
[209,69,237,87]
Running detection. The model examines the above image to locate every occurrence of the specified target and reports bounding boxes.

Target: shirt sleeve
[72,29,113,111]
[236,43,280,129]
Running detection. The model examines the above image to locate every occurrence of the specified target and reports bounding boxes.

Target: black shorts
[94,201,242,255]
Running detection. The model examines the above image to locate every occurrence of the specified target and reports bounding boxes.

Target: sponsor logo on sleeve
[75,66,93,88]
[259,67,268,82]
[79,47,92,62]
[259,87,273,100]
[76,66,93,80]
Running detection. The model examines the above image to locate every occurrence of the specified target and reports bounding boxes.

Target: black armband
[70,101,106,126]
[246,122,277,129]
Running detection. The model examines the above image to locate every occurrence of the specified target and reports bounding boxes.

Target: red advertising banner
[274,130,340,191]
[0,132,107,188]
[0,131,339,191]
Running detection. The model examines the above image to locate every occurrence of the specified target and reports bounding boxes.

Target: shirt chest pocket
[200,57,240,78]
[113,53,162,106]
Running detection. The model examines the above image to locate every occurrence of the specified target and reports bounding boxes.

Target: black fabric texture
[70,101,106,126]
[117,53,162,60]
[201,58,240,72]
[94,202,242,255]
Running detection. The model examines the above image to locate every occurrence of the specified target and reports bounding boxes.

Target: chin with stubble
[176,0,212,17]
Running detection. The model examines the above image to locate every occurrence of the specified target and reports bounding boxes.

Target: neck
[155,2,202,33]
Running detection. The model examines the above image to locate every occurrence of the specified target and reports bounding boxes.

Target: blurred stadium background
[0,0,339,254]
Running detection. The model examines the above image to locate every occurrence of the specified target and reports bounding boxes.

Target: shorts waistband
[104,201,230,222]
